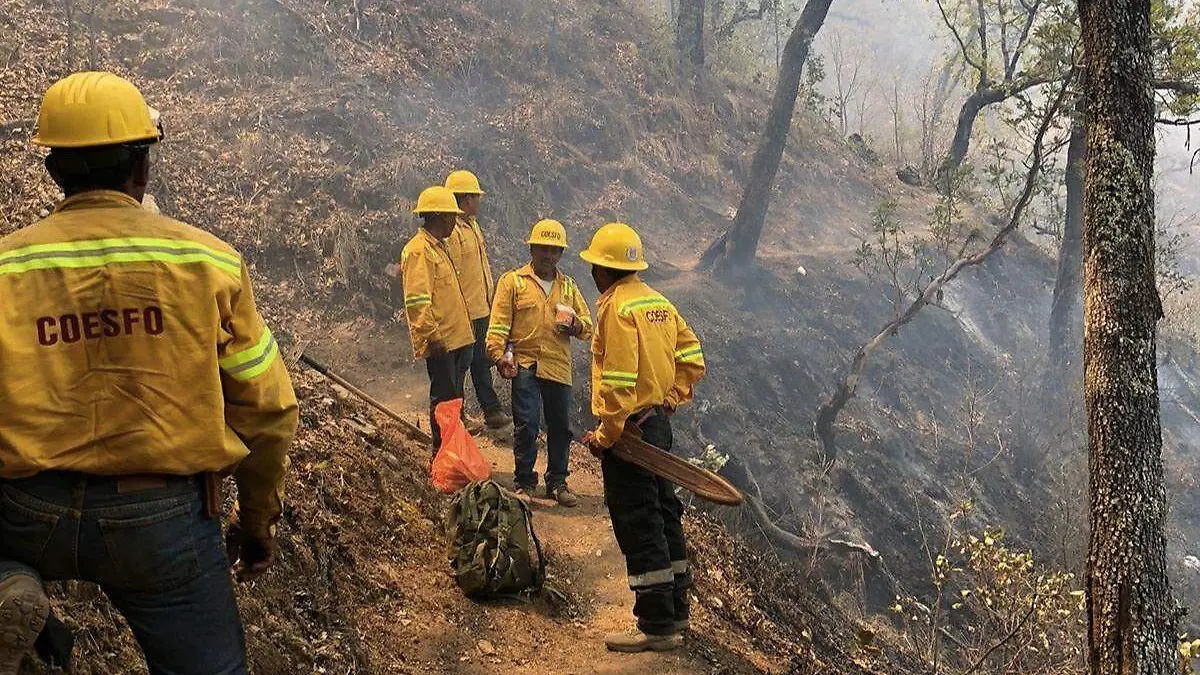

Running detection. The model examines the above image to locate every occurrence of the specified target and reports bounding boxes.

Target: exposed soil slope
[26,372,913,674]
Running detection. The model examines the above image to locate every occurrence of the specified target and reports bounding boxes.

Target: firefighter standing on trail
[580,222,706,653]
[400,186,477,450]
[445,170,511,430]
[486,219,592,507]
[0,72,298,674]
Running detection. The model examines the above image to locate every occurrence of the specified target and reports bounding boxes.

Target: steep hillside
[31,372,906,674]
[6,0,1200,672]
[0,0,912,672]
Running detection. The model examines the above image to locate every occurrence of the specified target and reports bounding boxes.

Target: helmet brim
[32,132,162,149]
[579,249,648,271]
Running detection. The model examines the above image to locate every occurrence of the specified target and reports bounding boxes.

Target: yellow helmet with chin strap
[33,72,162,149]
[579,222,647,271]
[527,219,567,248]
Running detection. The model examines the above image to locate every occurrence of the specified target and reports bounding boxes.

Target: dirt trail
[371,383,783,675]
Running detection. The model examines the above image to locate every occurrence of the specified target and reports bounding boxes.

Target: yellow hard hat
[579,222,648,271]
[413,186,464,215]
[527,219,568,248]
[33,72,162,148]
[445,170,485,195]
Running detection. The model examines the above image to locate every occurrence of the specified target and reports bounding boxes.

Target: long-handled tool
[611,429,743,506]
[297,352,433,444]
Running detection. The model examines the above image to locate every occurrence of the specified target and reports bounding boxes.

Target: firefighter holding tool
[579,222,706,653]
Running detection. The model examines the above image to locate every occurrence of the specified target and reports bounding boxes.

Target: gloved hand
[226,521,277,583]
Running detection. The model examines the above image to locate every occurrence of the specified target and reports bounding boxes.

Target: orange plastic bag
[430,398,491,493]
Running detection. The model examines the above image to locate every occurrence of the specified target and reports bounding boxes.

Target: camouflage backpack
[446,480,546,598]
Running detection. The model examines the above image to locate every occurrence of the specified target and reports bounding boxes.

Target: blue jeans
[0,472,246,675]
[511,366,572,489]
[469,317,502,413]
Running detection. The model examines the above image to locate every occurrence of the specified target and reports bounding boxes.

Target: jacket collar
[54,190,143,214]
[516,263,561,283]
[598,273,639,304]
[419,227,450,247]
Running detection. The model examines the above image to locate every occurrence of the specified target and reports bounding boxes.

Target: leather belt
[115,474,172,493]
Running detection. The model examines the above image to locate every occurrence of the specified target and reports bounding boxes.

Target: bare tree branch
[975,0,990,81]
[1156,117,1200,126]
[997,0,1011,78]
[962,593,1040,674]
[815,72,1073,459]
[1153,79,1200,94]
[715,0,774,39]
[1005,0,1041,80]
[935,0,987,75]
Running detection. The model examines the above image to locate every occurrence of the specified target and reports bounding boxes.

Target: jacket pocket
[0,487,62,568]
[98,498,200,593]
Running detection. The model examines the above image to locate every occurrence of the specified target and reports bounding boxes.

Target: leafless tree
[824,27,865,137]
[888,75,905,164]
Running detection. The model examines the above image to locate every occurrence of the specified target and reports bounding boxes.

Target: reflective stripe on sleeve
[488,323,511,335]
[674,346,703,363]
[0,237,242,279]
[220,327,280,382]
[600,370,638,389]
[404,294,432,308]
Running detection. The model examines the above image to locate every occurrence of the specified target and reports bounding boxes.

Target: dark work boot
[547,484,579,508]
[484,407,512,429]
[0,574,49,675]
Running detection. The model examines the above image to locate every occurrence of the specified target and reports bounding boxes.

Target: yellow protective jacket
[0,191,298,539]
[448,215,494,320]
[485,264,593,386]
[400,227,474,359]
[589,275,705,448]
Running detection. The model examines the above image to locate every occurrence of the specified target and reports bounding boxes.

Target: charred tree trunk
[935,86,1006,191]
[1048,116,1086,384]
[700,0,834,273]
[1079,1,1177,672]
[676,0,705,69]
[63,0,75,68]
